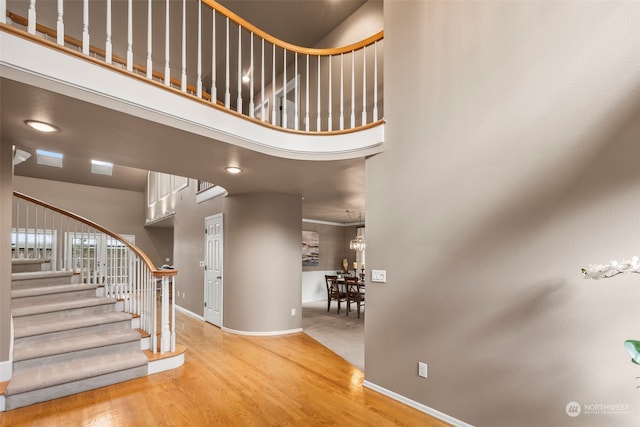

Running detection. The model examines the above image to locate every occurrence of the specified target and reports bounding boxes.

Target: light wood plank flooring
[0,310,450,426]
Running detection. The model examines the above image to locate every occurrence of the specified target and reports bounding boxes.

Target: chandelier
[350,232,366,252]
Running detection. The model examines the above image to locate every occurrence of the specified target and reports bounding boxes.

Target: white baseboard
[0,360,12,382]
[363,380,474,427]
[148,353,185,375]
[222,327,303,336]
[175,305,205,321]
[0,395,5,412]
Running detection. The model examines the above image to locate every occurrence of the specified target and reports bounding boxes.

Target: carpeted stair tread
[14,311,133,339]
[11,271,75,281]
[11,283,97,298]
[6,351,148,396]
[14,329,142,363]
[11,297,117,318]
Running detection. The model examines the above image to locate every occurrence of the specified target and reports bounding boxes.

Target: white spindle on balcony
[180,0,187,91]
[249,32,254,118]
[261,39,265,122]
[196,0,202,97]
[0,0,6,24]
[294,53,299,130]
[340,53,344,130]
[164,0,170,85]
[27,0,35,34]
[146,0,152,79]
[362,47,367,125]
[317,56,321,131]
[224,17,230,108]
[373,41,378,121]
[237,25,242,114]
[106,0,112,64]
[282,49,287,127]
[305,55,309,131]
[211,9,217,102]
[350,51,355,129]
[328,55,332,131]
[82,0,89,55]
[126,0,133,71]
[272,44,277,125]
[56,0,63,45]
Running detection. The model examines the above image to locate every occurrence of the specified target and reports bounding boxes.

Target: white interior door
[204,214,223,327]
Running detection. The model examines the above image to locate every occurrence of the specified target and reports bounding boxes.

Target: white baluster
[316,56,321,131]
[211,9,217,102]
[362,47,367,126]
[126,0,133,71]
[261,39,265,122]
[146,0,152,79]
[164,0,170,85]
[272,45,277,125]
[339,53,344,130]
[249,32,254,118]
[27,0,36,35]
[196,0,202,97]
[328,55,332,131]
[350,50,355,129]
[225,17,230,108]
[0,0,6,24]
[106,0,112,64]
[56,0,64,45]
[181,0,187,91]
[305,54,309,131]
[373,41,378,121]
[294,53,299,130]
[282,49,287,128]
[82,0,89,55]
[237,25,242,114]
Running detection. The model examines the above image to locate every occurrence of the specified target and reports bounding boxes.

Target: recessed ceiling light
[91,159,113,176]
[25,120,60,133]
[225,166,243,174]
[36,149,63,168]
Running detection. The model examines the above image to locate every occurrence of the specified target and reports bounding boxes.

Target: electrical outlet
[418,362,428,378]
[291,308,296,316]
[199,260,205,267]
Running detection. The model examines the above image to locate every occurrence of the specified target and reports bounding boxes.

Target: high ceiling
[3,0,373,223]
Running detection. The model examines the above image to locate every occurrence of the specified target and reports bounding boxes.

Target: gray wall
[223,193,302,333]
[366,1,640,426]
[12,176,173,268]
[0,141,13,363]
[173,180,224,314]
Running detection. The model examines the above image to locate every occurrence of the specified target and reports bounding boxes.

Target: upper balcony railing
[0,0,383,134]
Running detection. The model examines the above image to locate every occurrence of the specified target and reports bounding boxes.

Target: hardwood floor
[0,310,450,426]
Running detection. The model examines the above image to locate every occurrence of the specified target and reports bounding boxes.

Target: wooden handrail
[6,11,214,104]
[13,191,176,278]
[204,0,383,55]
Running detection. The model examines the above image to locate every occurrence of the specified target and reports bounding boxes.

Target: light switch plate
[371,270,386,283]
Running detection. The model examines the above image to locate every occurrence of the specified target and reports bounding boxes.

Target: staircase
[4,260,148,410]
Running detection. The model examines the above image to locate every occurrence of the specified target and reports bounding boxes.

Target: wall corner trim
[362,380,474,427]
[175,305,205,321]
[0,360,12,382]
[221,327,303,336]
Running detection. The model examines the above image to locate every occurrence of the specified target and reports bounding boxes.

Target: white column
[106,0,112,64]
[160,276,170,354]
[56,0,64,45]
[82,0,89,55]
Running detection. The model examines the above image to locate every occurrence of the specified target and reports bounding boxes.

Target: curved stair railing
[1,0,383,134]
[11,191,176,354]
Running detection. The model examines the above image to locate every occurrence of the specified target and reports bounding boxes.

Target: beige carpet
[302,300,364,371]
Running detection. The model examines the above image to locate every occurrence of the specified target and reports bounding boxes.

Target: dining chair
[344,276,365,318]
[324,275,346,314]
